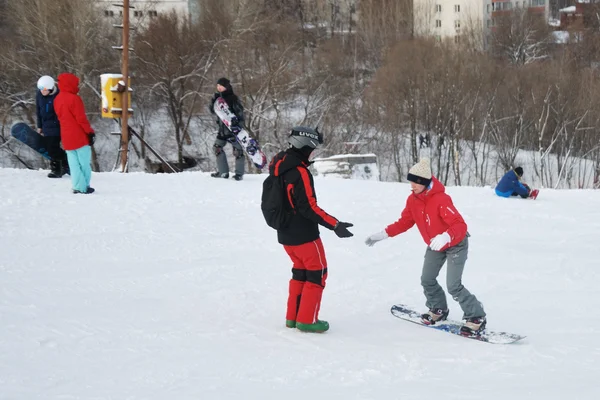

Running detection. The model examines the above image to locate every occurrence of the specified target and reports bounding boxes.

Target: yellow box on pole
[100,73,133,118]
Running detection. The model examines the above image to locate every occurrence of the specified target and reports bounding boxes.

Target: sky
[0,168,598,400]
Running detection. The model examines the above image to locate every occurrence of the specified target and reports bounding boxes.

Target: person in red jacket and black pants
[365,158,487,336]
[269,127,354,333]
[54,73,96,194]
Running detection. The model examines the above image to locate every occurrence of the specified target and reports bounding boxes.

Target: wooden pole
[120,0,130,172]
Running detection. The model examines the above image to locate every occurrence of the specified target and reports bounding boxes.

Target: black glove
[334,221,354,238]
[88,133,95,146]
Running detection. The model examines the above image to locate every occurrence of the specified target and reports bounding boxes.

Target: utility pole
[120,0,131,173]
[111,0,133,172]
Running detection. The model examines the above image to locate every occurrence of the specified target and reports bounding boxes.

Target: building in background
[413,0,485,43]
[413,0,555,48]
[96,0,200,24]
[483,0,550,33]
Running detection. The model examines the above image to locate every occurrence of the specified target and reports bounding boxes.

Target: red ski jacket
[385,177,467,251]
[54,73,94,151]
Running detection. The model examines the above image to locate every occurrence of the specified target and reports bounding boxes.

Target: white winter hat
[407,158,432,186]
[37,75,55,91]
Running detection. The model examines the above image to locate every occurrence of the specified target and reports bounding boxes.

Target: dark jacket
[54,73,95,151]
[36,88,61,137]
[495,170,529,197]
[269,148,339,246]
[209,88,244,140]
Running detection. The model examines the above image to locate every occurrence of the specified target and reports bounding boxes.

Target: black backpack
[261,174,293,230]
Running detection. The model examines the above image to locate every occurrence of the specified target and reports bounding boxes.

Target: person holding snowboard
[495,167,538,199]
[267,127,354,333]
[36,75,69,178]
[54,73,96,194]
[208,77,245,181]
[364,158,487,336]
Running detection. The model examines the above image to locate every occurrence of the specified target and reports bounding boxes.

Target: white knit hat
[407,158,432,186]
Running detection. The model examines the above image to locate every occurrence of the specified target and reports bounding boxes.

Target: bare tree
[134,10,220,164]
[490,8,552,66]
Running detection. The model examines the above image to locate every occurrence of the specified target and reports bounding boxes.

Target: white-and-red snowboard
[213,97,267,169]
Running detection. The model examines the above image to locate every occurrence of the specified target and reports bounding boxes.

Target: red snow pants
[283,238,328,325]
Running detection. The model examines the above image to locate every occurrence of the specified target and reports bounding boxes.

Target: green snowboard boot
[296,320,329,333]
[286,320,297,328]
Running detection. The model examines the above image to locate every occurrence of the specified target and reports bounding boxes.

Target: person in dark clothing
[208,77,246,181]
[36,75,69,178]
[268,126,354,333]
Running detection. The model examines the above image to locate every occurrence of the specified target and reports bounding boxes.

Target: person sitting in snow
[364,158,487,336]
[495,167,538,199]
[208,77,245,181]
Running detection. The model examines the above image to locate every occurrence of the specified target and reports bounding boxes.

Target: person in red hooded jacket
[364,158,487,336]
[54,73,96,194]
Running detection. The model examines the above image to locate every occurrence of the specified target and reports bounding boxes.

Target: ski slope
[0,168,598,400]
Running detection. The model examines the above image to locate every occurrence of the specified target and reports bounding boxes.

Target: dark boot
[47,161,61,178]
[73,187,95,194]
[211,171,229,178]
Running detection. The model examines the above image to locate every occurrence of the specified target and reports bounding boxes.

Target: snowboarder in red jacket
[365,158,487,335]
[54,73,95,194]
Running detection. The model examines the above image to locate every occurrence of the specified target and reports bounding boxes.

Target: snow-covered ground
[0,168,598,399]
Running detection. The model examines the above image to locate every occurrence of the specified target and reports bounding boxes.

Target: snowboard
[391,304,526,344]
[529,189,539,200]
[10,122,51,160]
[213,97,267,169]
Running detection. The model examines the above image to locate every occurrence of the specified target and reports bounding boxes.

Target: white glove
[365,231,389,247]
[429,232,451,251]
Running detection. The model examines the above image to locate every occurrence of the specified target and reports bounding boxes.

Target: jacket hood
[57,73,80,94]
[269,148,310,177]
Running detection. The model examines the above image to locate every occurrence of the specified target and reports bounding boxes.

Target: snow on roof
[559,6,577,12]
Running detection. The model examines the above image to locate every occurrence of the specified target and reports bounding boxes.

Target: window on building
[455,5,461,12]
[436,19,442,28]
[104,10,114,17]
[134,10,143,17]
[487,4,490,13]
[454,35,460,43]
[504,2,513,9]
[436,4,442,12]
[487,19,492,27]
[455,20,461,28]
[531,0,545,5]
[149,10,158,17]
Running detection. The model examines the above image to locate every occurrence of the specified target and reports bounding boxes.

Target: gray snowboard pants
[421,236,486,319]
[214,138,245,176]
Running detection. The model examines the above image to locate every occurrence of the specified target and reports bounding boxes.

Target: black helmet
[288,126,323,149]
